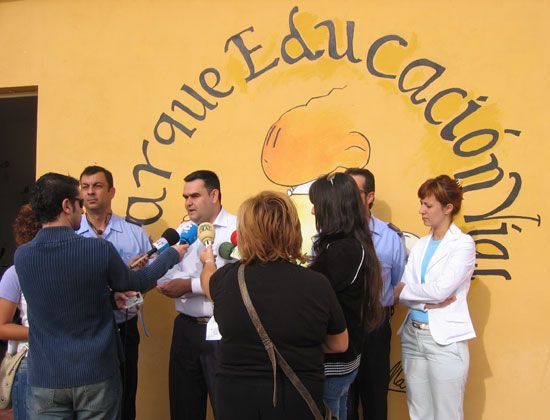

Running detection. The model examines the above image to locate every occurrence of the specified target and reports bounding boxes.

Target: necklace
[86,212,112,237]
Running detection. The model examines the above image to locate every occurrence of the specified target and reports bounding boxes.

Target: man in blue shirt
[346,168,406,420]
[77,165,151,420]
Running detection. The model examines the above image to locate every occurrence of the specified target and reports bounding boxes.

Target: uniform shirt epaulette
[125,216,143,227]
[387,222,403,237]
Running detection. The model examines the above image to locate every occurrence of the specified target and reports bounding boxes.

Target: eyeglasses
[326,173,335,186]
[74,198,84,208]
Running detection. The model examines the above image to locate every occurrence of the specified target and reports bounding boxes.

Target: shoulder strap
[350,244,365,285]
[237,264,278,405]
[237,264,324,420]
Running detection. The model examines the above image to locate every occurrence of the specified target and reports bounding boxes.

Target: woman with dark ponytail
[309,172,384,420]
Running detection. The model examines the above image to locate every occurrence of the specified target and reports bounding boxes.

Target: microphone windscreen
[230,246,241,260]
[179,222,198,245]
[230,230,238,246]
[162,228,180,246]
[218,242,235,260]
[198,222,215,245]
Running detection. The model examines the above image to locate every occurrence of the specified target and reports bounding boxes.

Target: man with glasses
[77,165,151,420]
[15,172,187,419]
[345,168,406,420]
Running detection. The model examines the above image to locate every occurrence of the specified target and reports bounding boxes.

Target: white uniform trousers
[401,320,469,420]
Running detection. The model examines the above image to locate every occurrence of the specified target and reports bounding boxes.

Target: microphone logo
[198,222,215,246]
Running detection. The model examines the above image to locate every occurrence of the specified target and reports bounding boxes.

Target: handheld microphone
[230,230,238,246]
[198,222,215,246]
[218,242,235,260]
[179,222,198,245]
[129,228,180,268]
[218,241,241,260]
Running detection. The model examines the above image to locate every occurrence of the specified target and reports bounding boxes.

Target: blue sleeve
[0,266,22,304]
[391,234,406,286]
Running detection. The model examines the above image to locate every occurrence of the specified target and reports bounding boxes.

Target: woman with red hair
[394,175,476,420]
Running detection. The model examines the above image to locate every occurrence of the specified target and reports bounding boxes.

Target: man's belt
[180,313,211,325]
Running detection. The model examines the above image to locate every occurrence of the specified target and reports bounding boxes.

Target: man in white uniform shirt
[157,170,236,420]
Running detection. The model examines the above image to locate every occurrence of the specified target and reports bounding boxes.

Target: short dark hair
[80,165,114,189]
[184,170,222,202]
[31,173,80,224]
[345,167,375,193]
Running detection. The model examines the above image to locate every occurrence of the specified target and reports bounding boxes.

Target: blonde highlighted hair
[237,191,306,265]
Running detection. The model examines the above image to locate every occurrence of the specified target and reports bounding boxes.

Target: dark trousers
[217,375,324,420]
[169,313,219,420]
[118,316,140,420]
[347,308,392,420]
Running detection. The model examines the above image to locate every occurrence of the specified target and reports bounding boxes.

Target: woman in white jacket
[394,175,476,420]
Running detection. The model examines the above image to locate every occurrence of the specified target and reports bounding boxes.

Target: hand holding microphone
[129,228,180,268]
[198,222,216,267]
[200,246,216,266]
[172,243,189,261]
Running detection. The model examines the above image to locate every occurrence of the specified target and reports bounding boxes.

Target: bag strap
[237,264,324,420]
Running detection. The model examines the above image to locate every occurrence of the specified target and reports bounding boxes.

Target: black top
[310,237,366,370]
[210,259,346,384]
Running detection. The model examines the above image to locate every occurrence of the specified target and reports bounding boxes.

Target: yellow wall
[1,1,548,419]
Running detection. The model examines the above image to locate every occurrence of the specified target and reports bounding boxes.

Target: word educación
[126,6,541,281]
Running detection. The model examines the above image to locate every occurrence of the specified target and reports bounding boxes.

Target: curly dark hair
[13,204,41,246]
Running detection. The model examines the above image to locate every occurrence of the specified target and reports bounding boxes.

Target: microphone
[218,241,241,260]
[198,222,215,246]
[230,230,238,246]
[179,222,198,245]
[218,242,235,260]
[129,228,180,268]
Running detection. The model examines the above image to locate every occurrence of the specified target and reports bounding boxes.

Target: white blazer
[397,223,476,345]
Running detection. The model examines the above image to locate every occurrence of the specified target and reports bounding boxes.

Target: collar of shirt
[78,213,123,238]
[212,207,232,230]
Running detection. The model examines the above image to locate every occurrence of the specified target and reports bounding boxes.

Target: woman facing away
[200,191,348,420]
[394,175,476,420]
[308,172,384,420]
[0,204,41,420]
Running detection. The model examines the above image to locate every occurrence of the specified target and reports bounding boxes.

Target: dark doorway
[0,87,37,277]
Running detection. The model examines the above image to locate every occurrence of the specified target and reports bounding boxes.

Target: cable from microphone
[179,221,198,245]
[129,228,180,269]
[198,222,215,246]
